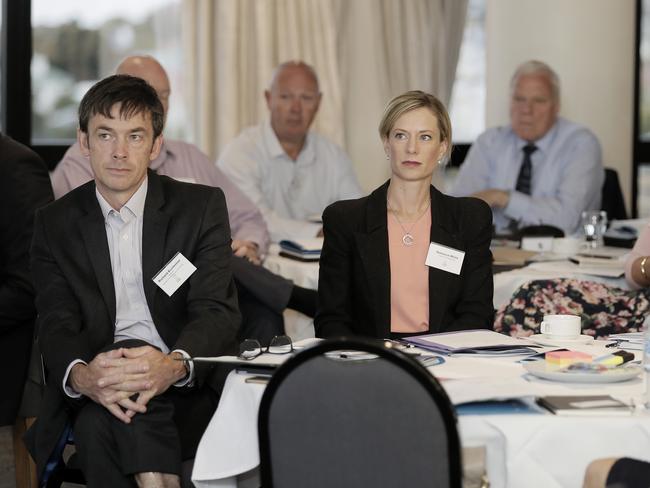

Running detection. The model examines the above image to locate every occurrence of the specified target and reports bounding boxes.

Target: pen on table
[383,338,415,348]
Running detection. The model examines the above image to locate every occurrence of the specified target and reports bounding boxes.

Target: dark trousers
[232,256,291,345]
[71,340,218,488]
[607,457,650,487]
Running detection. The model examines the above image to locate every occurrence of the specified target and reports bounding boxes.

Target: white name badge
[425,242,465,275]
[152,252,197,297]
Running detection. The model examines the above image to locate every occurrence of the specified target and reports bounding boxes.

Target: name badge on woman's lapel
[425,242,465,275]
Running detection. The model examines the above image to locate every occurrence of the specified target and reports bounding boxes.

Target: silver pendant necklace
[387,199,431,246]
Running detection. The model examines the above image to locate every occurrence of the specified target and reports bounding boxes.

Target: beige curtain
[184,0,343,159]
[375,0,468,103]
[183,0,468,189]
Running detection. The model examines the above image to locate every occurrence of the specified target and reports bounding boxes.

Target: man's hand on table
[472,189,510,209]
[232,239,261,264]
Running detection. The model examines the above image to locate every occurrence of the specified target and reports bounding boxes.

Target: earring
[385,154,390,160]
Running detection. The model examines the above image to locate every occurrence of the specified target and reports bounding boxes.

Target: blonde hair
[378,90,452,160]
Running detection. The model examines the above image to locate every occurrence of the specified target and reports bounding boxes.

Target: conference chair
[258,338,462,488]
[601,168,627,221]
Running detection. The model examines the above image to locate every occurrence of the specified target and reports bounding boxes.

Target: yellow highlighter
[593,351,635,367]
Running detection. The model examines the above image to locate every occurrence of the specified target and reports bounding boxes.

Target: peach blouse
[387,208,431,333]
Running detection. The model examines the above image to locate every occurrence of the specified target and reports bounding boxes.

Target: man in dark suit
[0,134,53,427]
[26,75,240,487]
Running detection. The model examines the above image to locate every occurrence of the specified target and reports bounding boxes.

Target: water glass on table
[581,210,607,248]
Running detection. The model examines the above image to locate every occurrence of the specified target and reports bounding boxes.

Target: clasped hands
[69,346,187,423]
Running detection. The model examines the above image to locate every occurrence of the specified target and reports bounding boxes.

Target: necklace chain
[387,199,431,246]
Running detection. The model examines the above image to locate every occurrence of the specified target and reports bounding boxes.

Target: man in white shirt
[218,61,363,241]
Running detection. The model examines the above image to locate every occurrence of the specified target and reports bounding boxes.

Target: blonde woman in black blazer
[315,91,494,339]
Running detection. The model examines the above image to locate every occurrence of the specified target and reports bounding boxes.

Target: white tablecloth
[263,244,319,290]
[192,340,650,488]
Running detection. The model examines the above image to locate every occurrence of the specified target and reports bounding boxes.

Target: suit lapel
[78,185,116,325]
[142,171,169,312]
[427,186,460,332]
[356,182,391,338]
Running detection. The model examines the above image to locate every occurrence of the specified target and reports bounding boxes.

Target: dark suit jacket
[315,181,494,339]
[26,170,241,476]
[0,134,53,426]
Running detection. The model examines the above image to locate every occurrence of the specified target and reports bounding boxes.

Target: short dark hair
[78,74,164,139]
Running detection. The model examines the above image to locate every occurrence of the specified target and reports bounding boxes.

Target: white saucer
[524,361,642,383]
[528,334,594,346]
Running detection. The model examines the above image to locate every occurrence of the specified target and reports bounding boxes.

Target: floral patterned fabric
[494,279,650,339]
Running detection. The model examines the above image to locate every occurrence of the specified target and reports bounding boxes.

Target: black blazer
[315,181,494,339]
[26,170,241,475]
[0,134,53,426]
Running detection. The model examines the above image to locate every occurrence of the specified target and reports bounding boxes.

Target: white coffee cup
[540,314,581,339]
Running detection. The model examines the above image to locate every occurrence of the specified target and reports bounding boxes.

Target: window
[448,0,486,144]
[636,0,650,216]
[31,0,187,145]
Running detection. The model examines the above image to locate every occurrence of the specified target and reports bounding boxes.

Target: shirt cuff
[63,359,87,398]
[172,349,195,387]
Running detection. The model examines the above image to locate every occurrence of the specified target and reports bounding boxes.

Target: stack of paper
[279,238,323,262]
[608,332,644,351]
[403,329,539,356]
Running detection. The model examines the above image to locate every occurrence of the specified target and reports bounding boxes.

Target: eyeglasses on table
[238,335,294,360]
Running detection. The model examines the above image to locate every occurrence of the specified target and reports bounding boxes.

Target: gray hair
[267,61,320,92]
[510,60,560,102]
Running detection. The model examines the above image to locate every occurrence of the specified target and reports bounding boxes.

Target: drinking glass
[580,210,608,248]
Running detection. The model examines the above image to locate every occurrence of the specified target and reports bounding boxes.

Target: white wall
[486,0,636,212]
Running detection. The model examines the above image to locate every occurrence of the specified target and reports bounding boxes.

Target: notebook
[403,329,539,356]
[536,395,632,416]
[279,238,323,261]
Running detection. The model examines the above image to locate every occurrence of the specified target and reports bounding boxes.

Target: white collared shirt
[217,119,363,241]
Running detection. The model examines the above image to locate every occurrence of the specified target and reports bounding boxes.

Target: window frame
[634,0,645,217]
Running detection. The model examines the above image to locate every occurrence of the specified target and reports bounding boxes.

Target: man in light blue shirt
[450,60,603,235]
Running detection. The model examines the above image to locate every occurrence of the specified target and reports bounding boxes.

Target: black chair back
[517,224,564,238]
[258,338,462,488]
[601,168,628,221]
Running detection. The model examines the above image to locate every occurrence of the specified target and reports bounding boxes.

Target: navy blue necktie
[515,144,537,195]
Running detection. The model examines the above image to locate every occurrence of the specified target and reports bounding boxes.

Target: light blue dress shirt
[450,117,603,235]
